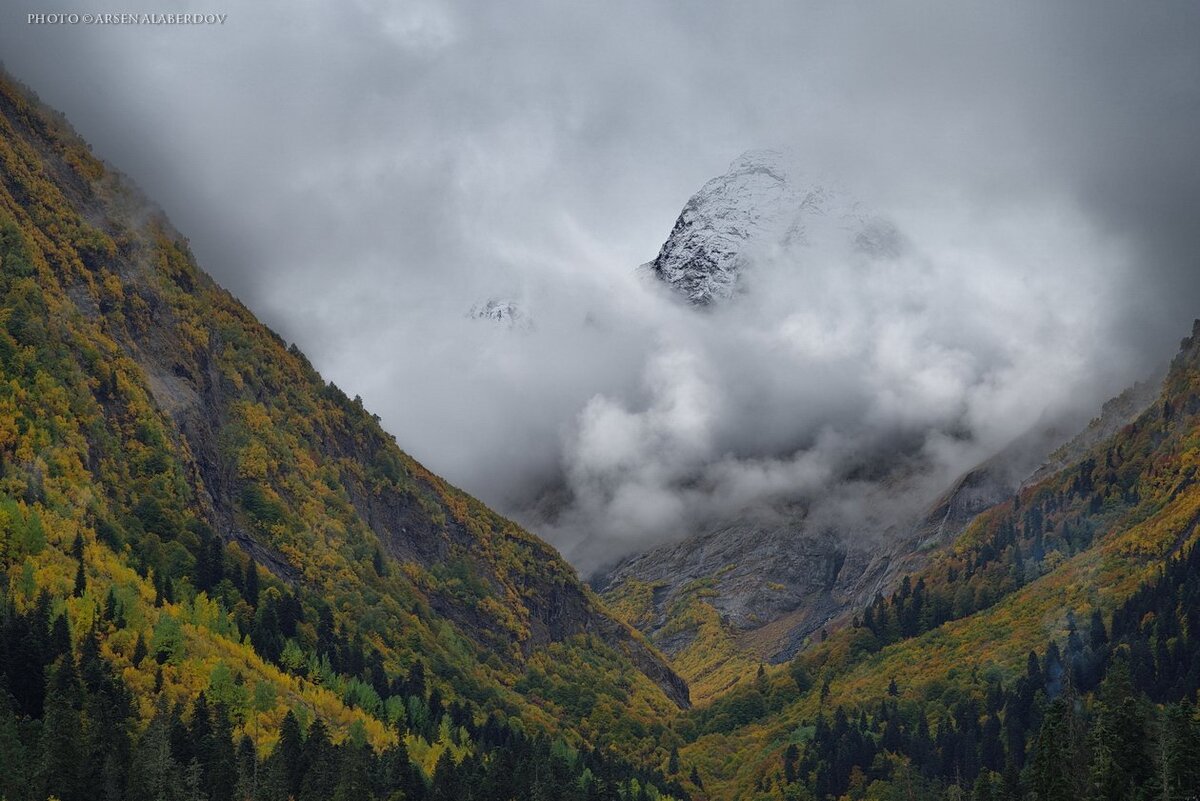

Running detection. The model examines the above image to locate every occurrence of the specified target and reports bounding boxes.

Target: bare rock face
[643,150,900,305]
[596,464,1025,681]
[597,519,870,661]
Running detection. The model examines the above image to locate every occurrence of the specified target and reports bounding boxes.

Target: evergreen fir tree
[1030,697,1082,801]
[132,632,148,667]
[277,709,306,800]
[39,656,84,801]
[299,719,337,801]
[73,560,86,597]
[1086,656,1152,801]
[244,560,260,606]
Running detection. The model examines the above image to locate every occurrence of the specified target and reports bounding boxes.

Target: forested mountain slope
[671,322,1200,800]
[0,69,689,801]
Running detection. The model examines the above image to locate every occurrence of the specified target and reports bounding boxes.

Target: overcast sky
[3,1,1199,571]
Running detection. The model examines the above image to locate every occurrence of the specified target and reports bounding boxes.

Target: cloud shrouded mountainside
[511,149,1154,572]
[3,1,1198,571]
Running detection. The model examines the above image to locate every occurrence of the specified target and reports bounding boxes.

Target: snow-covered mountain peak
[644,150,899,305]
[726,148,790,182]
[468,298,531,330]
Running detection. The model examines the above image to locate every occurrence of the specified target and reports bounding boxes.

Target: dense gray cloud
[2,1,1198,571]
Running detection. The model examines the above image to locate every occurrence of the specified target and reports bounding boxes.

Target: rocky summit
[643,150,901,305]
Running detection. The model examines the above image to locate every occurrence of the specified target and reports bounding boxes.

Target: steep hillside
[669,321,1200,800]
[0,69,688,801]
